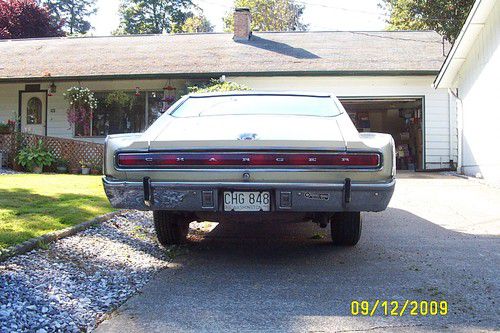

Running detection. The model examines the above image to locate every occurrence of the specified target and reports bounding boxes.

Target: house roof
[0,30,448,82]
[433,0,497,88]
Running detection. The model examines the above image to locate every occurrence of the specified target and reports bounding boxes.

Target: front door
[21,92,46,136]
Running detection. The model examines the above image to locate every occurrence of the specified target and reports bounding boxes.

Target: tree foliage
[116,0,197,34]
[172,14,213,33]
[43,0,97,35]
[0,0,64,39]
[223,0,307,32]
[380,0,475,42]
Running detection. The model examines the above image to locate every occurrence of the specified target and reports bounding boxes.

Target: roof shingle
[0,31,447,81]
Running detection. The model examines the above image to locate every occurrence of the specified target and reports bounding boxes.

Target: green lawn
[0,174,114,250]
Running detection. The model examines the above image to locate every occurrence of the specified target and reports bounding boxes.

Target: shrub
[188,78,251,94]
[16,140,55,171]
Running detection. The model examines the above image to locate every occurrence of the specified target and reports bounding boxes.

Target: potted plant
[0,123,10,134]
[55,158,69,173]
[91,165,103,175]
[16,140,55,173]
[80,161,91,175]
[0,120,15,134]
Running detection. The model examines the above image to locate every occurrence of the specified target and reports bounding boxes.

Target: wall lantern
[135,87,141,97]
[48,82,57,96]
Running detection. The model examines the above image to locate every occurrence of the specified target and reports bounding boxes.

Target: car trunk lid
[148,115,347,151]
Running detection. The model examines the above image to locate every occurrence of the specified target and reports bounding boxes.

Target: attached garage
[231,76,456,172]
[340,98,424,171]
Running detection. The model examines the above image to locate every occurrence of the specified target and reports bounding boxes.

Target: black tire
[153,211,190,246]
[330,212,362,246]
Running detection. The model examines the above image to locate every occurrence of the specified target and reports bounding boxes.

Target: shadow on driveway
[96,207,499,332]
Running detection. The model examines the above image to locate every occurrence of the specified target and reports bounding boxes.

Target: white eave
[433,0,497,89]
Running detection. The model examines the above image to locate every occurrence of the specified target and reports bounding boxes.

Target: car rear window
[171,95,341,118]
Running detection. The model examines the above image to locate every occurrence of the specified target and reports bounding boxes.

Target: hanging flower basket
[163,85,176,91]
[64,87,98,137]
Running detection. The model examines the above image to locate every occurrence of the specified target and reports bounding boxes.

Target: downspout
[448,88,463,174]
[447,91,453,166]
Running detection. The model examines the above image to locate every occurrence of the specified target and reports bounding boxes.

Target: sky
[89,0,388,36]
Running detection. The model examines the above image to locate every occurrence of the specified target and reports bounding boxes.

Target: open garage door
[340,97,424,171]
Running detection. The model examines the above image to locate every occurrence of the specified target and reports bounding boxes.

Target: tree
[380,0,475,42]
[223,0,307,32]
[172,14,213,33]
[43,0,97,35]
[0,0,64,39]
[116,0,196,34]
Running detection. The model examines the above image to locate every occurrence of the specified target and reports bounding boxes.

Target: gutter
[0,70,441,84]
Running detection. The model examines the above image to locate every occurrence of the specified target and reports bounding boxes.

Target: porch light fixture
[48,82,57,96]
[135,87,141,96]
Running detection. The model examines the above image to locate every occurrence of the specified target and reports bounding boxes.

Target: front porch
[0,78,213,171]
[0,78,208,144]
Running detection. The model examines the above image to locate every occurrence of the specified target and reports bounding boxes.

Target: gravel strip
[0,211,169,333]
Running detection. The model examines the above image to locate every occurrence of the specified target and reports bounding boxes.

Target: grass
[0,174,114,250]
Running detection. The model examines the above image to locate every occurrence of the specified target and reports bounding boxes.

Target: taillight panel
[116,152,382,169]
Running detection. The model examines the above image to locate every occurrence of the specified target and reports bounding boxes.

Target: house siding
[454,0,500,180]
[230,75,457,170]
[0,79,186,143]
[1,75,456,171]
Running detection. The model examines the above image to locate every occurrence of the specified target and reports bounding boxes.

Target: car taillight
[117,152,381,168]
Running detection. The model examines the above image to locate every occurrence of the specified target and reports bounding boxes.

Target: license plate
[223,191,271,212]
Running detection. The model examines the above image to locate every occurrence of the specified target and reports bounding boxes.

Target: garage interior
[340,98,424,171]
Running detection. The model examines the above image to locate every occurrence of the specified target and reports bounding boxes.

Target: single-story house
[434,0,499,182]
[0,9,457,171]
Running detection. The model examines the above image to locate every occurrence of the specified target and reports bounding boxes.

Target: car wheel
[153,211,190,246]
[330,212,362,246]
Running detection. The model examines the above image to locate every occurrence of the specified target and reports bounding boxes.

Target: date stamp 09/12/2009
[351,300,449,317]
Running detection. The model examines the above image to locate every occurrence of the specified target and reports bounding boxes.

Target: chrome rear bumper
[103,177,395,213]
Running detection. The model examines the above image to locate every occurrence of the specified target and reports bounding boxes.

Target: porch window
[75,91,168,137]
[27,97,43,125]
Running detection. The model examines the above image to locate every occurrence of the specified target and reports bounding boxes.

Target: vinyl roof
[0,30,448,82]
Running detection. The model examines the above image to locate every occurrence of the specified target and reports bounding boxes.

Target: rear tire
[330,212,362,246]
[153,211,190,246]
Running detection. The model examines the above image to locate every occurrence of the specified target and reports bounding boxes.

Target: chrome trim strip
[103,177,395,190]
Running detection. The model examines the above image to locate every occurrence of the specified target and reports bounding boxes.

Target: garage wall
[229,75,457,170]
[454,0,500,181]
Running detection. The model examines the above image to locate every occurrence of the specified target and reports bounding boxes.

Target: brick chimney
[233,7,252,41]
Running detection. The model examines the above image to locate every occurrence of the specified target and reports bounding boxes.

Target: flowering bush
[64,87,98,136]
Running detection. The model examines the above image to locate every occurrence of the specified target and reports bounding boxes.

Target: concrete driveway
[96,173,499,332]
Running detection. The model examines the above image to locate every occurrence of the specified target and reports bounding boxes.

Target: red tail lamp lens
[117,152,380,168]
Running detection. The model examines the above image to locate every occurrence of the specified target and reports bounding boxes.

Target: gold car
[103,92,396,246]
